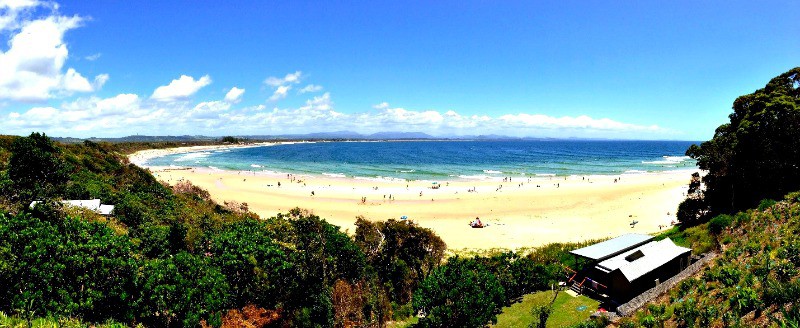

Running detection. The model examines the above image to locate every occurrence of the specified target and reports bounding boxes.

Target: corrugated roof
[63,199,102,211]
[30,199,114,216]
[98,204,115,216]
[569,233,654,261]
[596,238,691,282]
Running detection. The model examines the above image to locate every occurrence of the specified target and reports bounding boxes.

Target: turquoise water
[144,140,699,181]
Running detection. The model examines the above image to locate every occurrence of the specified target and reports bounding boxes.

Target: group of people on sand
[469,217,484,228]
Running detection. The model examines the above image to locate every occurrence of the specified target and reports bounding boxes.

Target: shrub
[730,286,761,316]
[758,199,777,211]
[784,191,800,203]
[708,214,733,235]
[677,197,706,224]
[413,257,505,328]
[529,304,551,328]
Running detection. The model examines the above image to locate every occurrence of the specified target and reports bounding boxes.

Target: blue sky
[1,1,798,140]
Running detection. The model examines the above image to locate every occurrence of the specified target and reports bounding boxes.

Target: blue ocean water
[145,140,699,181]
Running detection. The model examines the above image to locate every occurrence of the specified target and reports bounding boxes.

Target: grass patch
[0,311,129,328]
[386,315,418,328]
[492,290,600,328]
[654,224,714,253]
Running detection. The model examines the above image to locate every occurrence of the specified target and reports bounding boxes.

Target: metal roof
[569,233,654,261]
[596,238,691,282]
[30,199,115,216]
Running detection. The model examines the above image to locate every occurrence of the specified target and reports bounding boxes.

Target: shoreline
[129,144,699,250]
[130,141,697,183]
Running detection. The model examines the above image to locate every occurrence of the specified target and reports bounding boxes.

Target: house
[30,199,115,216]
[568,234,692,301]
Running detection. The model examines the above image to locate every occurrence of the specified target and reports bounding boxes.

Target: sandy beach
[131,145,696,251]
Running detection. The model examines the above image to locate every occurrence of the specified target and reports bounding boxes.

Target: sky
[0,1,798,140]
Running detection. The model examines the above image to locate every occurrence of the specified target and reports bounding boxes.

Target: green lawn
[387,315,419,328]
[492,290,600,328]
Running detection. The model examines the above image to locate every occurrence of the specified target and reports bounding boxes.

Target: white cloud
[224,86,244,103]
[496,113,661,131]
[5,93,146,132]
[0,90,673,138]
[150,74,211,102]
[0,0,45,31]
[298,84,323,94]
[93,73,109,89]
[0,4,104,102]
[264,71,302,87]
[84,53,101,61]
[269,85,291,101]
[264,71,304,101]
[60,68,92,93]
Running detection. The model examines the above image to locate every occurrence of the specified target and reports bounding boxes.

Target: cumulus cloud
[0,88,672,138]
[150,75,211,102]
[269,85,291,101]
[0,0,46,31]
[264,71,302,87]
[497,113,661,131]
[224,87,245,103]
[264,71,304,102]
[5,93,147,132]
[0,3,104,101]
[298,84,323,94]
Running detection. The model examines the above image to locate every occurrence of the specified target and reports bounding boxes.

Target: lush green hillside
[0,133,570,327]
[613,67,800,328]
[613,194,799,327]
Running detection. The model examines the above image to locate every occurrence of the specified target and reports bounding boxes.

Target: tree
[0,212,137,322]
[686,67,800,218]
[135,252,229,327]
[281,211,367,327]
[7,132,69,201]
[208,219,293,309]
[354,218,446,304]
[221,136,241,144]
[529,304,551,328]
[413,257,505,328]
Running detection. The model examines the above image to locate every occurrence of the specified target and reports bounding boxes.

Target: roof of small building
[63,199,102,211]
[569,233,654,261]
[98,204,115,216]
[30,199,115,215]
[596,238,691,282]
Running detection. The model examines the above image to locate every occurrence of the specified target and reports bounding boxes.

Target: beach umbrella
[401,216,408,220]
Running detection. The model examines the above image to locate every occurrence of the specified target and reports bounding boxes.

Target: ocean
[144,140,699,181]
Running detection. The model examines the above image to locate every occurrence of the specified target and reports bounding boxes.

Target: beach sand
[131,145,696,251]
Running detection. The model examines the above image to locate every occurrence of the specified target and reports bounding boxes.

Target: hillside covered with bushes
[0,133,576,327]
[609,67,800,328]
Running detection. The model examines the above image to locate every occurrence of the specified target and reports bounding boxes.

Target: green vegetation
[492,291,600,328]
[624,194,800,327]
[629,67,800,327]
[0,311,129,328]
[2,66,795,326]
[681,67,800,224]
[0,133,570,327]
[220,136,243,144]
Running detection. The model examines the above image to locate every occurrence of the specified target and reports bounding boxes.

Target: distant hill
[54,131,451,143]
[53,135,218,144]
[366,131,435,139]
[49,132,690,144]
